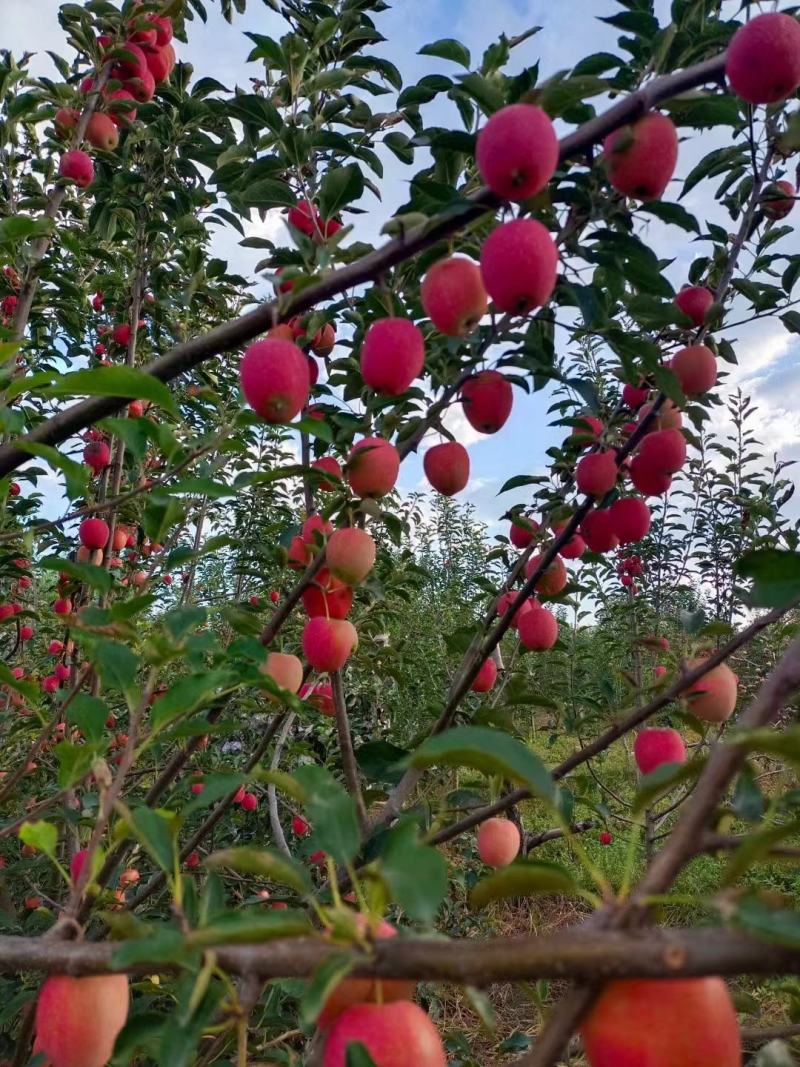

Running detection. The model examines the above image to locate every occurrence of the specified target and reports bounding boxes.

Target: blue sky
[5,1,800,537]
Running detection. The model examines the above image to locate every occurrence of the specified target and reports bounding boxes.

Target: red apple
[79,517,110,550]
[302,617,358,672]
[683,660,738,723]
[634,728,687,775]
[608,496,651,545]
[322,1002,446,1067]
[240,339,310,423]
[360,317,425,396]
[261,652,303,695]
[476,103,558,201]
[460,370,512,434]
[670,344,717,396]
[59,150,94,189]
[576,450,618,498]
[517,604,558,651]
[34,974,129,1067]
[581,977,740,1067]
[420,257,488,336]
[525,553,567,596]
[725,12,800,104]
[470,657,497,692]
[477,818,520,866]
[423,441,469,496]
[326,528,376,585]
[674,285,714,327]
[347,436,400,498]
[480,218,558,313]
[603,112,678,201]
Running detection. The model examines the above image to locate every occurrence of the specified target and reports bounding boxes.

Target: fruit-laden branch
[375,115,778,834]
[259,551,326,646]
[0,430,223,545]
[0,927,799,983]
[0,53,728,476]
[430,598,797,848]
[8,66,111,351]
[516,632,800,1067]
[634,637,800,902]
[122,711,289,914]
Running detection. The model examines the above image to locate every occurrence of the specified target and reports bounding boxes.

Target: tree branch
[0,926,798,983]
[331,670,368,833]
[0,52,728,477]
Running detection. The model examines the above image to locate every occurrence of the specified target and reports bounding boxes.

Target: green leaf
[205,847,312,894]
[15,444,89,500]
[721,821,800,885]
[733,895,800,949]
[0,215,55,248]
[151,672,233,731]
[55,741,99,788]
[42,367,177,416]
[97,416,151,461]
[356,741,408,786]
[307,68,354,93]
[406,726,555,802]
[68,694,108,743]
[94,640,139,696]
[663,93,741,128]
[456,72,505,114]
[781,311,800,336]
[293,765,361,866]
[627,294,689,330]
[241,178,296,208]
[498,474,548,494]
[142,494,186,544]
[638,201,700,233]
[464,986,496,1032]
[418,39,471,67]
[294,415,334,443]
[537,73,608,117]
[184,773,246,815]
[39,555,112,594]
[127,807,177,874]
[318,164,364,220]
[188,910,311,946]
[633,759,703,815]
[346,1046,378,1067]
[380,819,447,923]
[300,952,356,1026]
[737,550,800,608]
[111,927,189,969]
[469,860,578,909]
[0,663,38,701]
[19,821,58,861]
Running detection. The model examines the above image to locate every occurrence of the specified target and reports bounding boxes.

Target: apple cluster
[55,6,176,190]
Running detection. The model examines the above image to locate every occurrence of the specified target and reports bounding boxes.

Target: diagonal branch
[0,53,728,477]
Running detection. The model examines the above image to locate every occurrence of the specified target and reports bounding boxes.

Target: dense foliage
[0,1,800,1065]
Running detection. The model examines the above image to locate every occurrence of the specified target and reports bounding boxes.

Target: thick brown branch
[2,926,800,983]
